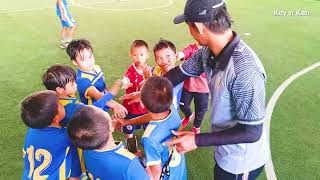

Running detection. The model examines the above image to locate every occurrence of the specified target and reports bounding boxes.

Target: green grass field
[0,0,319,179]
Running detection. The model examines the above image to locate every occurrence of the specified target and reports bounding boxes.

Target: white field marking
[264,61,320,180]
[0,7,52,14]
[72,0,173,12]
[70,0,75,5]
[72,0,115,6]
[244,32,251,36]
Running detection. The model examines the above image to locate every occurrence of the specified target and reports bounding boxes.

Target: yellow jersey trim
[142,124,157,138]
[115,147,135,160]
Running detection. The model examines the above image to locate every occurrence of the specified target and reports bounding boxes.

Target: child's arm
[68,177,79,180]
[56,0,67,21]
[119,91,141,105]
[86,82,128,118]
[115,113,152,127]
[143,64,153,79]
[91,80,122,108]
[107,100,128,118]
[122,76,133,89]
[148,165,162,180]
[142,138,163,180]
[177,43,200,61]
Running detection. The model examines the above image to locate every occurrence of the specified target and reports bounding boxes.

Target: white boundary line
[0,0,172,14]
[74,0,116,6]
[0,7,52,14]
[72,0,173,12]
[264,61,320,180]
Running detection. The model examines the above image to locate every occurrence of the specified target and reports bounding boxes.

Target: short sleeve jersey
[59,93,113,126]
[141,107,187,180]
[122,64,147,115]
[22,127,81,180]
[83,142,149,180]
[76,65,107,105]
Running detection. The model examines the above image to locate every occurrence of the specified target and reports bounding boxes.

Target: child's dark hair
[131,40,149,50]
[141,76,173,113]
[66,39,93,61]
[43,64,76,91]
[153,39,176,54]
[21,90,59,129]
[68,106,110,150]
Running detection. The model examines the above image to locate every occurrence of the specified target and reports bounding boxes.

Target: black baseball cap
[174,0,225,24]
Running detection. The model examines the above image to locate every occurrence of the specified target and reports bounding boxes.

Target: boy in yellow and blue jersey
[56,0,77,48]
[66,39,128,118]
[42,64,121,126]
[68,105,150,180]
[140,76,187,180]
[21,90,81,180]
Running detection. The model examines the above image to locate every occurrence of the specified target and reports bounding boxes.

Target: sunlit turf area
[0,0,319,179]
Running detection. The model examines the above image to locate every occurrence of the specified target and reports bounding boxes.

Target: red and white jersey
[122,64,148,115]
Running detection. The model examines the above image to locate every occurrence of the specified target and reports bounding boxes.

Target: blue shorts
[59,15,76,28]
[122,113,148,134]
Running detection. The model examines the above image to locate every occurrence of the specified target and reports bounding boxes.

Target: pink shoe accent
[192,127,201,134]
[181,112,195,128]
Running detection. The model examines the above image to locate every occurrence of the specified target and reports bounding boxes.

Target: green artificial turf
[0,0,319,179]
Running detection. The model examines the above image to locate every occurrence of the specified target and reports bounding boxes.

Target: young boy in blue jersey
[66,39,128,118]
[67,105,150,180]
[21,90,81,180]
[42,64,122,126]
[56,0,77,49]
[140,76,187,180]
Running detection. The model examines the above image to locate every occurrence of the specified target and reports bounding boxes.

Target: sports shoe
[59,42,69,49]
[192,127,201,134]
[181,112,195,128]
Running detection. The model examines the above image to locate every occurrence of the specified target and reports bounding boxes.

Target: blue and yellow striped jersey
[22,127,81,180]
[76,65,107,105]
[59,93,113,126]
[83,142,149,180]
[59,97,81,127]
[141,107,187,180]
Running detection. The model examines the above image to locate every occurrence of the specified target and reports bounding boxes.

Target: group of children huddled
[21,38,209,180]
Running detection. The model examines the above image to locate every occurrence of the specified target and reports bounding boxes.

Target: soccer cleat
[192,127,201,134]
[59,42,69,49]
[181,112,195,128]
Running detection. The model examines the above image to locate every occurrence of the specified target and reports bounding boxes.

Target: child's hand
[109,79,123,96]
[121,77,133,89]
[119,91,141,105]
[143,64,153,79]
[176,51,185,61]
[111,116,124,132]
[113,104,128,119]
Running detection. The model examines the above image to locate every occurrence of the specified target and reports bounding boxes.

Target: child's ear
[105,112,114,133]
[72,60,78,66]
[56,87,64,94]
